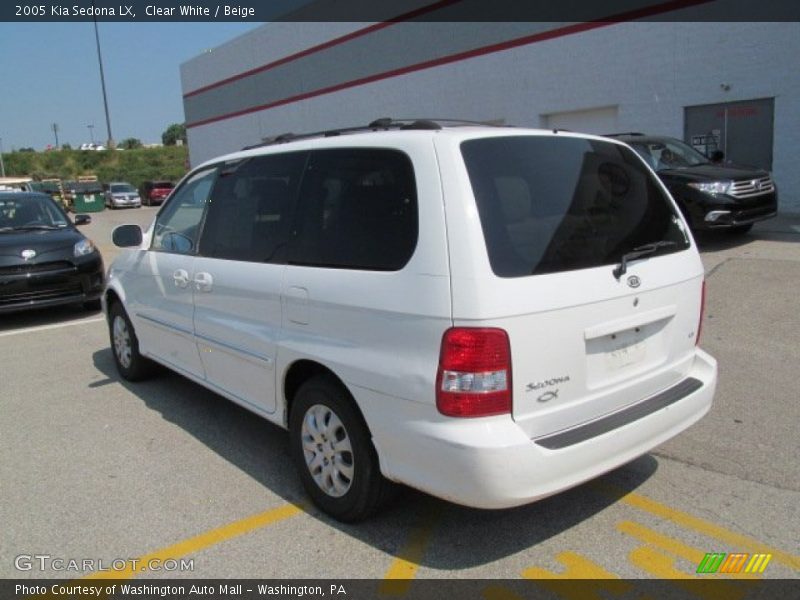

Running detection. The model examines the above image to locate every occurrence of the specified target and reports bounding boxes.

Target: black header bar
[2,0,799,22]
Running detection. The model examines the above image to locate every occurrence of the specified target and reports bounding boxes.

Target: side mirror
[112,224,143,248]
[710,150,724,162]
[74,214,92,226]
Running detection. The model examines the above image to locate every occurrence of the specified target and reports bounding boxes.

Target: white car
[104,119,717,521]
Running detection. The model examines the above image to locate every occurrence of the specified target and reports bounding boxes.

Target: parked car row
[102,180,177,209]
[19,178,177,211]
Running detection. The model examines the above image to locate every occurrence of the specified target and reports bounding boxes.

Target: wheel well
[105,289,121,321]
[283,360,361,427]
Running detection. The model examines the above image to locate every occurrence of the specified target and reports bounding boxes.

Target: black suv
[607,134,777,233]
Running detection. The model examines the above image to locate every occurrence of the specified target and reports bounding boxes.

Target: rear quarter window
[461,136,690,277]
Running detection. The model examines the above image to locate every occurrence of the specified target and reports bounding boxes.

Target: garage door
[684,98,774,171]
[543,106,619,135]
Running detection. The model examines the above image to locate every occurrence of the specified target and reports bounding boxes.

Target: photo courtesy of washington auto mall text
[14,582,349,598]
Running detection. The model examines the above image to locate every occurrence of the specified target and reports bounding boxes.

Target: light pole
[0,138,5,178]
[87,124,95,144]
[51,123,59,149]
[92,6,114,149]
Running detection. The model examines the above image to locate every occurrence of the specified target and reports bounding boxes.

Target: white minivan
[105,120,717,521]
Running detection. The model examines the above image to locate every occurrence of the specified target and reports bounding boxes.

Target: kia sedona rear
[376,130,717,509]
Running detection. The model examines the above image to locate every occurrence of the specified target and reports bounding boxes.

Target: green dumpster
[71,182,105,213]
[31,179,68,209]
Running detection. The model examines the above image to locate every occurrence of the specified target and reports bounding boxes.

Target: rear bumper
[364,349,716,509]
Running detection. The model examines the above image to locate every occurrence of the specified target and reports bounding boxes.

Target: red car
[140,181,175,206]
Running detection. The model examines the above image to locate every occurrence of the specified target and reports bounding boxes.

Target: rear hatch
[453,134,704,439]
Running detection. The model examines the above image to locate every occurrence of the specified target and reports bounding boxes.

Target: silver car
[105,182,141,209]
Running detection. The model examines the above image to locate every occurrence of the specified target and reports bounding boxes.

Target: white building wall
[183,22,800,212]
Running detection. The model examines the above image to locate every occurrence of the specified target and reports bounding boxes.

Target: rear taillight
[696,279,706,345]
[436,327,512,417]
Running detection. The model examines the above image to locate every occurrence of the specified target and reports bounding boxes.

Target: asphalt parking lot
[1,207,798,587]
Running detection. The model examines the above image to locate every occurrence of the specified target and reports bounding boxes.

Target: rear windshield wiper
[613,241,676,280]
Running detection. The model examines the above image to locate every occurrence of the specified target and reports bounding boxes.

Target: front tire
[289,377,392,522]
[109,302,153,381]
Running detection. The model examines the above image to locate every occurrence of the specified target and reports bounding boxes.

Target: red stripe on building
[183,0,462,98]
[186,0,714,129]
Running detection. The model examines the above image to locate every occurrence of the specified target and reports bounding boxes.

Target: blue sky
[0,22,261,150]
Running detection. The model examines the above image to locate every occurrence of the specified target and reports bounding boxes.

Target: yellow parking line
[619,520,706,564]
[379,503,442,596]
[84,503,303,580]
[522,551,625,580]
[521,552,632,600]
[628,547,748,600]
[597,483,800,571]
[618,521,758,579]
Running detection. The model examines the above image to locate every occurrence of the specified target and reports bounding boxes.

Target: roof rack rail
[603,132,645,137]
[242,118,506,150]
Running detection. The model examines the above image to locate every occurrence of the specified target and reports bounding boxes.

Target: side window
[199,152,307,262]
[151,167,217,254]
[289,148,418,271]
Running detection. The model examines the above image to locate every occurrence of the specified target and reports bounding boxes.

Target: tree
[161,123,186,146]
[120,138,143,150]
[18,147,35,153]
[61,143,72,150]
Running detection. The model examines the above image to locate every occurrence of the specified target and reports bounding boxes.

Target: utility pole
[0,138,6,178]
[52,123,60,149]
[88,124,95,144]
[92,5,114,149]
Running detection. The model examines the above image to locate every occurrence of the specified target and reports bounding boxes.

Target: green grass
[2,146,189,190]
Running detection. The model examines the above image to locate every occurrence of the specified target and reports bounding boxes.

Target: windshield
[629,138,711,171]
[111,184,136,193]
[0,196,69,231]
[460,136,690,278]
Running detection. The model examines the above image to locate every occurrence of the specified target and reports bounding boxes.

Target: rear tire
[289,377,393,522]
[109,302,154,381]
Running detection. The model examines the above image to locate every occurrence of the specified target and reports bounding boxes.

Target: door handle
[194,272,213,292]
[172,269,190,288]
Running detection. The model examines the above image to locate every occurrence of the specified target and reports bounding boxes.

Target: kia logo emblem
[627,275,641,288]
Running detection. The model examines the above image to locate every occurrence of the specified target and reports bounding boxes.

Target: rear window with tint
[289,149,418,271]
[461,136,690,277]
